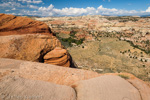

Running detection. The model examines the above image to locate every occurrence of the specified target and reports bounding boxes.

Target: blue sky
[0,0,150,16]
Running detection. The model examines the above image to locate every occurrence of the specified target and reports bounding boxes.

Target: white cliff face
[35,16,150,35]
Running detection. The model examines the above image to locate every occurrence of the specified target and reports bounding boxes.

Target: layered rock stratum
[0,14,53,36]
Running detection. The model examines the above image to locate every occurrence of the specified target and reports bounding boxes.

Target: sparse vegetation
[55,32,85,47]
[40,15,150,83]
[118,74,129,79]
[105,16,139,22]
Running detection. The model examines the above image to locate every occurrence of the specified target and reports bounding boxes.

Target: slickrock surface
[0,58,150,100]
[0,34,74,67]
[73,75,142,100]
[0,13,52,36]
[0,58,100,85]
[0,76,76,100]
[128,79,150,100]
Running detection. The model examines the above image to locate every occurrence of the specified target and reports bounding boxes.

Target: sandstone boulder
[44,47,71,67]
[0,76,76,100]
[0,13,52,36]
[0,34,75,67]
[73,75,141,100]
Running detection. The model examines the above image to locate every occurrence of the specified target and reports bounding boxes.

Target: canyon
[0,14,150,100]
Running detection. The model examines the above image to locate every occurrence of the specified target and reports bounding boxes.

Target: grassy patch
[126,40,150,54]
[118,74,129,79]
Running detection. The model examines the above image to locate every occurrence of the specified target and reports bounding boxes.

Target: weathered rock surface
[128,79,150,100]
[44,47,71,67]
[0,13,52,36]
[73,75,142,100]
[0,34,74,67]
[0,58,150,100]
[0,76,76,100]
[0,58,100,85]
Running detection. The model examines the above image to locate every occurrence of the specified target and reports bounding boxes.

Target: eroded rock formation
[0,14,75,67]
[44,47,71,67]
[0,34,74,67]
[0,13,52,36]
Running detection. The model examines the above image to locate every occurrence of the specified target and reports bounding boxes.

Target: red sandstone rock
[0,13,52,36]
[0,34,75,67]
[0,14,76,67]
[44,47,71,67]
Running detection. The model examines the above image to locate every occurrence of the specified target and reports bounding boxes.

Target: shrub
[61,37,85,46]
[70,31,77,37]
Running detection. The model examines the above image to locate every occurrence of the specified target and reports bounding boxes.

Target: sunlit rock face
[0,13,53,36]
[0,58,150,100]
[0,14,76,67]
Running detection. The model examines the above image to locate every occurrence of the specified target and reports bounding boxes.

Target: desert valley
[35,15,150,81]
[0,13,150,100]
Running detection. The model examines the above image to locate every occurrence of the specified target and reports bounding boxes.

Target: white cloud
[2,2,150,17]
[5,10,10,12]
[32,0,42,4]
[146,7,150,12]
[97,5,118,13]
[53,7,87,16]
[18,0,42,4]
[12,8,16,10]
[36,5,150,17]
[28,5,38,9]
[37,4,129,16]
[38,4,98,16]
[39,4,54,11]
[0,2,23,8]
